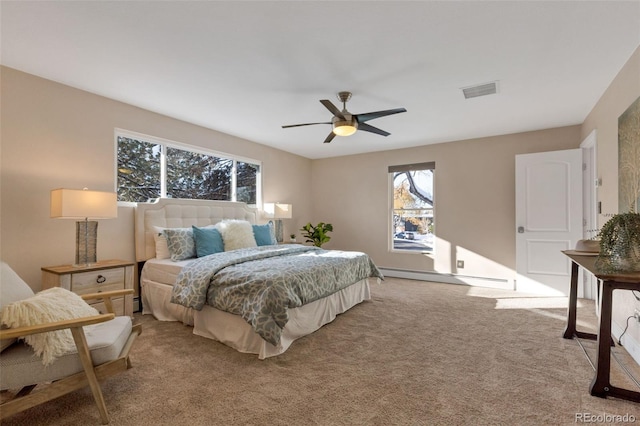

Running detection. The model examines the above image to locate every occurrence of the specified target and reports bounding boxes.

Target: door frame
[580,130,598,301]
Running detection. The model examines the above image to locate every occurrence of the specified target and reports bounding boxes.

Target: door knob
[517,226,525,233]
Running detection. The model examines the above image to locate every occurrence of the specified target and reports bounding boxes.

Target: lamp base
[275,219,283,243]
[75,220,98,266]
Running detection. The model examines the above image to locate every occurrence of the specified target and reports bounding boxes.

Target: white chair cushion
[0,262,35,352]
[0,262,35,308]
[0,316,132,390]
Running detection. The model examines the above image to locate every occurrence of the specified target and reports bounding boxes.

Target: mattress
[141,258,190,286]
[141,258,195,324]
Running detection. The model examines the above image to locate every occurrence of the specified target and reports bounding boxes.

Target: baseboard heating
[133,296,141,313]
[378,267,514,290]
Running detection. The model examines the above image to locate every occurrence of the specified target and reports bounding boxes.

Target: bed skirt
[140,275,371,359]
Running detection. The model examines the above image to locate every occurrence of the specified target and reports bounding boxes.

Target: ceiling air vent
[461,81,499,99]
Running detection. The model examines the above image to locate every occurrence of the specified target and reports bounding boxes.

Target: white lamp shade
[263,203,293,219]
[51,189,118,219]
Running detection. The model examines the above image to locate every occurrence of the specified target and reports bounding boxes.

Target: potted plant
[289,233,297,243]
[595,212,640,273]
[300,222,333,247]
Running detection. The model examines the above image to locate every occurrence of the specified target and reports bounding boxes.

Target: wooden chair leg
[70,327,110,424]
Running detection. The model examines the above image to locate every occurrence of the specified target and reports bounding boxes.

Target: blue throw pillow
[192,226,225,257]
[253,222,277,246]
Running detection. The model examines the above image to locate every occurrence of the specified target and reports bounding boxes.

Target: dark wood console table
[562,250,640,402]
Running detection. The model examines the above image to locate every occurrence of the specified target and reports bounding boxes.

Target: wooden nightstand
[41,259,135,317]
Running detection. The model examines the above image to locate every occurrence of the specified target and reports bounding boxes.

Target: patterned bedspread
[170,244,383,346]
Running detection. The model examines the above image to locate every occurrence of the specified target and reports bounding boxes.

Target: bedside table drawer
[71,268,125,295]
[42,260,135,317]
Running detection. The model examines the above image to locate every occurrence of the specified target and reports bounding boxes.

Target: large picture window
[116,131,261,205]
[389,162,435,252]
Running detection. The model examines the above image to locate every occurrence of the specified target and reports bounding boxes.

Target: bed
[134,198,382,359]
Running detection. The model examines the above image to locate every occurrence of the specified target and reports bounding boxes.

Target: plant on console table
[300,222,333,247]
[595,212,640,273]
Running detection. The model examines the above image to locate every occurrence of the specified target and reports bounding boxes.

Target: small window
[389,162,435,252]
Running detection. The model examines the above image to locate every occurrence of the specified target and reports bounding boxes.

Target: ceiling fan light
[332,120,358,136]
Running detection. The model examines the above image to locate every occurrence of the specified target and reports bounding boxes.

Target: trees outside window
[117,137,161,202]
[116,133,261,205]
[390,162,435,252]
[236,161,259,205]
[166,147,233,200]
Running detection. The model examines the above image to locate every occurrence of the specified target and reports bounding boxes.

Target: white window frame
[388,162,435,255]
[114,128,262,206]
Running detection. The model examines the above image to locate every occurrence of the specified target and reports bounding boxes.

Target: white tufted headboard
[134,198,259,262]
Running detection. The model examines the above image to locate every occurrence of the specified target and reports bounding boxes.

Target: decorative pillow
[253,222,277,246]
[216,220,257,251]
[152,226,171,260]
[0,287,100,365]
[192,226,225,257]
[163,228,196,261]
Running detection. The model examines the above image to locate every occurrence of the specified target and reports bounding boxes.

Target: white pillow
[216,220,257,251]
[152,226,171,260]
[1,287,100,365]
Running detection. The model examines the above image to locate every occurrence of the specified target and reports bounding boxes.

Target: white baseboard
[612,321,640,367]
[378,268,515,290]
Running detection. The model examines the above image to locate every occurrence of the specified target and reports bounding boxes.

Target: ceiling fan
[282,91,407,143]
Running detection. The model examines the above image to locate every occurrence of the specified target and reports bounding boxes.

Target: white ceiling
[2,1,639,159]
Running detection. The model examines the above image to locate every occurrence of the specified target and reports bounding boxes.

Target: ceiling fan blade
[323,132,336,144]
[358,122,390,137]
[282,122,331,128]
[355,107,407,123]
[320,100,345,120]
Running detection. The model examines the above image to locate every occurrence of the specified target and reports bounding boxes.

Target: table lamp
[263,202,293,243]
[50,188,118,266]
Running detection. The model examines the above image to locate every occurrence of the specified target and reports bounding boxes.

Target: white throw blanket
[1,287,99,365]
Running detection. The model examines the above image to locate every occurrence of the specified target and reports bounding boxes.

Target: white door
[515,149,582,296]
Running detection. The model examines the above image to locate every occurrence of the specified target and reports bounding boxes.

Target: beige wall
[0,66,585,289]
[311,126,580,282]
[0,66,312,288]
[2,45,639,360]
[581,46,640,357]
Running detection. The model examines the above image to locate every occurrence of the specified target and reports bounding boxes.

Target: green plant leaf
[300,222,333,247]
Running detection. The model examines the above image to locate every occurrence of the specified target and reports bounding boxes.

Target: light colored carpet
[3,278,640,425]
